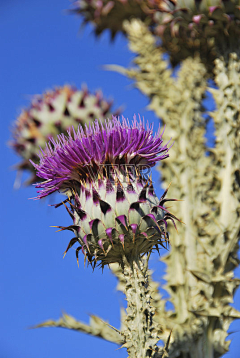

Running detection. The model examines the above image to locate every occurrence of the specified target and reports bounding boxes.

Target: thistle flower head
[10,85,118,185]
[32,115,178,267]
[71,0,153,39]
[152,0,240,69]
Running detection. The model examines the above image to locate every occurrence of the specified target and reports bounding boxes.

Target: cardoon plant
[31,115,179,357]
[9,0,240,356]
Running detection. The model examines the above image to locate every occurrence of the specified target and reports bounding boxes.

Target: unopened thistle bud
[10,85,118,185]
[71,0,153,39]
[31,116,178,267]
[152,0,240,69]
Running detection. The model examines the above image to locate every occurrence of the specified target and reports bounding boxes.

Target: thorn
[50,225,64,232]
[76,246,81,268]
[62,201,74,220]
[165,329,172,350]
[96,316,122,335]
[166,181,172,192]
[142,252,151,274]
[102,64,127,75]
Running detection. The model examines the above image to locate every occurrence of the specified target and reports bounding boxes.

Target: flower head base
[152,0,240,70]
[10,85,118,185]
[32,116,179,267]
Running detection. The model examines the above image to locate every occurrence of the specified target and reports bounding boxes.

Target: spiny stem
[122,254,161,358]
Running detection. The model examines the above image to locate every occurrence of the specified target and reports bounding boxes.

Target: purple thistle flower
[31,115,179,267]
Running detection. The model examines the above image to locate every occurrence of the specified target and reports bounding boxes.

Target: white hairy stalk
[114,19,240,357]
[110,19,212,356]
[121,253,162,358]
[156,57,212,358]
[110,262,173,352]
[193,51,240,357]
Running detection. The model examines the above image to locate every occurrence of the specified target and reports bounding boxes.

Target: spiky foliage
[190,52,240,357]
[152,0,240,72]
[71,0,153,39]
[34,312,124,345]
[108,20,240,356]
[11,85,117,185]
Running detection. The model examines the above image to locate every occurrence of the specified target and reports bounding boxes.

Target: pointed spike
[163,208,182,223]
[89,218,100,230]
[92,188,100,204]
[155,244,160,255]
[98,239,104,251]
[51,198,70,208]
[100,200,112,215]
[116,215,128,234]
[81,247,86,268]
[116,215,128,228]
[129,202,140,211]
[119,234,125,249]
[148,182,155,196]
[138,186,147,202]
[63,237,79,258]
[116,182,125,202]
[76,246,82,267]
[159,181,172,202]
[151,206,158,215]
[129,223,138,243]
[142,214,162,233]
[130,223,138,233]
[83,235,90,252]
[68,202,87,220]
[160,198,183,205]
[51,225,78,232]
[106,227,114,245]
[62,201,74,220]
[165,214,178,233]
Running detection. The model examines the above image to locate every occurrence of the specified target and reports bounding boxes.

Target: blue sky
[1,1,239,357]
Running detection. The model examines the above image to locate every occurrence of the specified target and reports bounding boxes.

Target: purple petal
[31,116,171,199]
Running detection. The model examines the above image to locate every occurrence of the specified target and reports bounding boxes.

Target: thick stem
[112,20,240,356]
[158,57,209,357]
[122,254,161,358]
[198,50,240,356]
